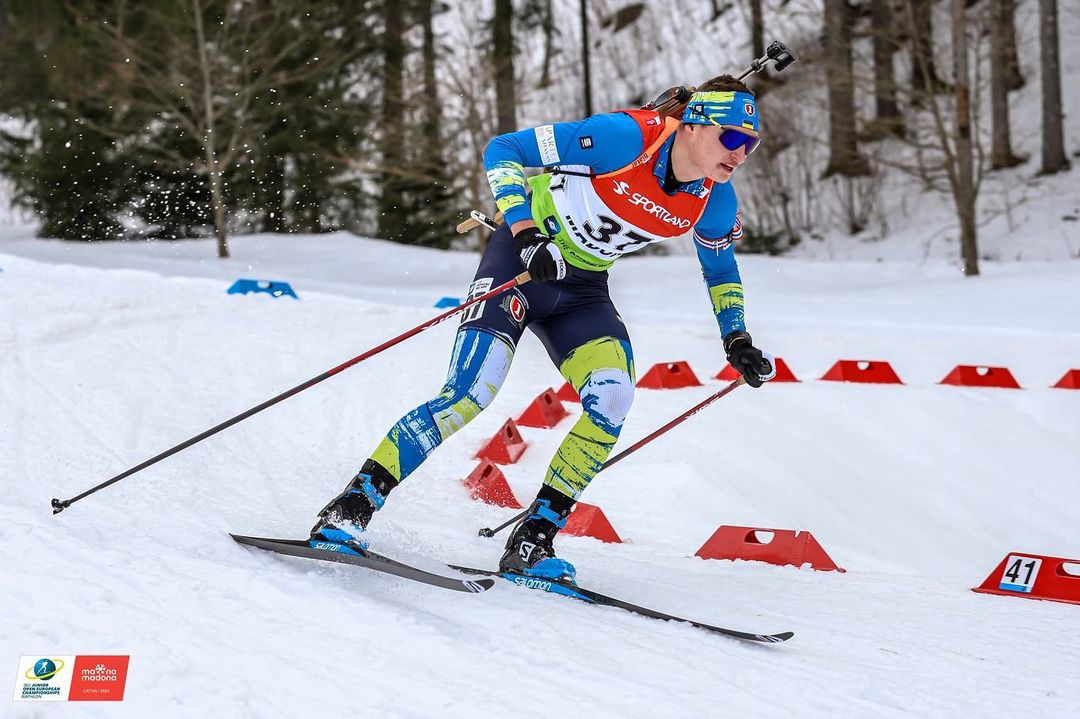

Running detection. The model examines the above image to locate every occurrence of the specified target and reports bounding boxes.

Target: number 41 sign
[974,551,1080,604]
[998,555,1042,593]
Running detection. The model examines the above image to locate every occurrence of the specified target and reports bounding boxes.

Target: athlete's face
[685,124,756,184]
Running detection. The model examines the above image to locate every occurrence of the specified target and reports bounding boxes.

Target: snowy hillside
[2,229,1079,717]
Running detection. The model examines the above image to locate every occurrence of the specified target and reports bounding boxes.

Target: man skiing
[310,74,775,582]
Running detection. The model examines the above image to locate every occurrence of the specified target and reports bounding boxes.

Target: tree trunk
[951,0,978,276]
[378,0,407,241]
[989,0,1023,169]
[539,0,555,89]
[493,0,516,133]
[823,0,871,178]
[870,0,901,137]
[1002,0,1024,90]
[750,0,765,66]
[580,0,593,117]
[265,153,286,232]
[421,0,439,156]
[908,0,947,99]
[208,163,229,258]
[1038,0,1070,175]
[193,0,229,258]
[417,0,452,248]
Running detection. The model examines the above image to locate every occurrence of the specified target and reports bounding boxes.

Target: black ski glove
[514,226,567,283]
[723,331,776,388]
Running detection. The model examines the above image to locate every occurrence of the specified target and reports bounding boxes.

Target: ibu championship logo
[13,655,130,702]
[13,656,70,701]
[27,658,64,681]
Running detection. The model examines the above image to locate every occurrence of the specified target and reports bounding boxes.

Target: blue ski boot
[310,461,398,550]
[499,494,577,583]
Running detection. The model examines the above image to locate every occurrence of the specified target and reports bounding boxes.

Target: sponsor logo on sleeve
[579,136,593,149]
[535,125,560,165]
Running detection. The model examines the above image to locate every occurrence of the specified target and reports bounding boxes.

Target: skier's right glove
[723,331,776,388]
[514,226,567,283]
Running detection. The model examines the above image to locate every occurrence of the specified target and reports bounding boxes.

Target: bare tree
[951,0,978,275]
[1038,0,1070,175]
[580,0,593,116]
[822,0,871,177]
[865,0,903,139]
[907,0,949,99]
[493,0,516,133]
[1002,0,1024,91]
[378,0,407,241]
[85,0,338,257]
[989,0,1023,169]
[538,0,556,89]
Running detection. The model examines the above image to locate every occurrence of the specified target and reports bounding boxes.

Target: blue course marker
[434,296,461,308]
[227,279,298,299]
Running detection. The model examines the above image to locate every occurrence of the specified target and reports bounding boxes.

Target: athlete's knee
[427,328,514,437]
[580,371,635,436]
[560,336,636,438]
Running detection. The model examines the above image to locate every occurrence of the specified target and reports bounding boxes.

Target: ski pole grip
[456,217,481,234]
[456,210,504,234]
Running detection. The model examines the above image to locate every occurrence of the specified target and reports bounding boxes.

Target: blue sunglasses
[718,127,761,155]
[689,107,761,155]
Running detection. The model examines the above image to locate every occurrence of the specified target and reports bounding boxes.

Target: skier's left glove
[514,227,567,283]
[723,331,776,388]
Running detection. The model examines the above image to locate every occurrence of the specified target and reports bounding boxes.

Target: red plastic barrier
[820,360,903,385]
[563,502,622,543]
[940,365,1021,389]
[1052,369,1080,389]
[463,461,522,509]
[517,388,569,428]
[475,419,528,464]
[695,525,844,572]
[556,382,581,403]
[636,361,702,389]
[716,357,799,382]
[972,552,1080,606]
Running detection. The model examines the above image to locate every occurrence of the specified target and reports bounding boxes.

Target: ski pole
[478,375,748,537]
[456,210,502,234]
[51,271,532,515]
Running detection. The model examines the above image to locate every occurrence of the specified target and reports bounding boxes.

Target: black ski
[231,534,494,594]
[450,565,793,644]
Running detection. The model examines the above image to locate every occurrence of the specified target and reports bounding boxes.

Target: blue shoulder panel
[483,113,645,225]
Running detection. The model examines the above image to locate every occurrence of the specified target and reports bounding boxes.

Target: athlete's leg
[311,223,555,543]
[498,292,634,580]
[543,335,635,499]
[367,327,514,485]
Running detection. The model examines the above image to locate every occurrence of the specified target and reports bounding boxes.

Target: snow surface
[2,228,1080,717]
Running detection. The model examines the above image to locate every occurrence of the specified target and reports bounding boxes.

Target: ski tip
[755,631,795,643]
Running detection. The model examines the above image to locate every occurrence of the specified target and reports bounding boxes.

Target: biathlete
[311,73,776,582]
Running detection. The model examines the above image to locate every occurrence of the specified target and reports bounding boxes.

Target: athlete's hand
[513,226,567,283]
[723,331,776,388]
